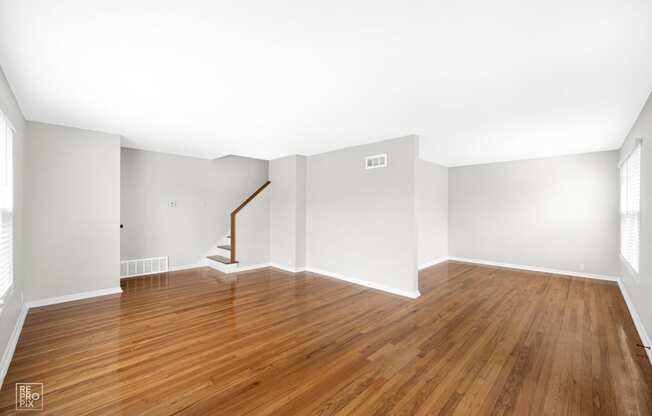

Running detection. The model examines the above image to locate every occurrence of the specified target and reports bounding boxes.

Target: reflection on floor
[1,262,650,415]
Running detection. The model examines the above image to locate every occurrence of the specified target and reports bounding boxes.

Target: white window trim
[619,138,642,280]
[0,108,14,304]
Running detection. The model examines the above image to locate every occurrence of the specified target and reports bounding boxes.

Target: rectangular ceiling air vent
[365,153,388,170]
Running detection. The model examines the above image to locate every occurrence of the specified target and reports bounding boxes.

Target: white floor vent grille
[120,256,169,278]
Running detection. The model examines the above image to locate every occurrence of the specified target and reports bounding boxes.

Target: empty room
[0,0,650,414]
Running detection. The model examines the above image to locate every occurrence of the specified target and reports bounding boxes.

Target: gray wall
[619,92,652,347]
[24,122,121,301]
[295,157,307,269]
[416,160,448,267]
[449,151,621,277]
[234,189,270,268]
[306,135,419,295]
[269,155,307,270]
[121,148,269,268]
[0,67,25,382]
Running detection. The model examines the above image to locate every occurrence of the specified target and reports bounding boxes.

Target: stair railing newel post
[230,212,236,263]
[228,180,271,264]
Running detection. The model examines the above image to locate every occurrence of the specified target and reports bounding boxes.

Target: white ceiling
[1,0,651,166]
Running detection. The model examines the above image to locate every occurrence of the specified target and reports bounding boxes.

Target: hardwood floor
[1,261,651,415]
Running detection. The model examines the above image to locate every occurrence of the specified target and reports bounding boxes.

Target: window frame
[619,138,642,278]
[0,109,14,302]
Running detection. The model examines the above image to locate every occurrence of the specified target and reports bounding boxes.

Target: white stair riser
[215,247,231,258]
[205,258,238,273]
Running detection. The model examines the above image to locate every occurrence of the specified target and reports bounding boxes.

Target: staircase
[205,180,270,273]
[206,235,238,272]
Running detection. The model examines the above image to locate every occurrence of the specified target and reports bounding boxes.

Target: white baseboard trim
[448,257,651,365]
[168,263,204,273]
[204,261,279,275]
[270,263,306,274]
[26,287,123,309]
[229,263,273,273]
[617,279,652,365]
[448,257,619,282]
[263,264,421,299]
[0,304,28,388]
[303,267,420,299]
[418,257,450,270]
[1,286,124,388]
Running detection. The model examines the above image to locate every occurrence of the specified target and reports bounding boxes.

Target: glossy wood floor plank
[0,262,650,415]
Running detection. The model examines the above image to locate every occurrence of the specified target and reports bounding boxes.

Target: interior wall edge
[0,303,28,389]
[617,278,652,365]
[303,266,421,299]
[448,257,619,281]
[25,287,123,309]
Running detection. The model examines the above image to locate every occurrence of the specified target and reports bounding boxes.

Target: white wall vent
[365,153,388,170]
[120,256,169,278]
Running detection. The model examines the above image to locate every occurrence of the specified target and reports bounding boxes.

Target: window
[0,110,13,299]
[620,140,642,274]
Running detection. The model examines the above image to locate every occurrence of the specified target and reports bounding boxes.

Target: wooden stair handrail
[230,180,271,263]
